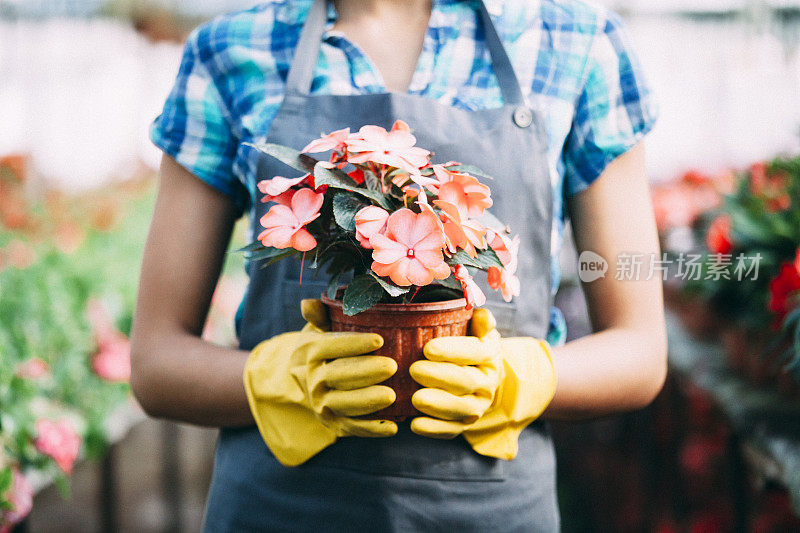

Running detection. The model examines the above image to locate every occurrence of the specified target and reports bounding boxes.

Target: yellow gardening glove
[409,309,557,460]
[244,300,398,467]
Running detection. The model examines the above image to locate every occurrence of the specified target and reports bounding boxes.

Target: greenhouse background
[1,0,800,531]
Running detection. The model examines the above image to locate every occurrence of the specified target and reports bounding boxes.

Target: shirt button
[513,106,533,128]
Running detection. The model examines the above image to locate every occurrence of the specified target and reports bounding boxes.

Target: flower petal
[370,233,408,264]
[290,188,324,224]
[290,228,317,252]
[406,259,435,286]
[391,120,411,133]
[260,204,297,229]
[257,175,307,197]
[258,225,296,249]
[385,208,417,246]
[358,125,389,145]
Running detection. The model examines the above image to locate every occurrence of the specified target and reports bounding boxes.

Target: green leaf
[247,246,290,262]
[234,241,265,254]
[446,248,504,270]
[447,164,494,181]
[332,192,366,232]
[54,474,71,499]
[362,168,381,192]
[327,271,344,299]
[259,249,299,268]
[419,163,494,181]
[342,275,385,315]
[313,163,392,209]
[435,273,463,291]
[242,143,319,174]
[0,467,12,494]
[782,307,800,332]
[728,205,776,245]
[369,272,409,297]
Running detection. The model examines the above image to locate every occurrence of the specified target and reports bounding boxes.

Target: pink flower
[487,266,521,302]
[34,419,81,474]
[369,209,450,286]
[301,128,350,154]
[345,123,430,175]
[4,240,35,269]
[16,357,49,380]
[454,265,486,310]
[257,173,326,206]
[434,200,486,257]
[258,188,324,252]
[1,469,33,530]
[87,298,117,344]
[257,175,309,197]
[488,232,520,271]
[354,206,389,249]
[487,232,521,302]
[432,165,492,218]
[92,336,131,382]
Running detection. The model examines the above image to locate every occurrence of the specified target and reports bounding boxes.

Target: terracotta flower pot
[321,294,473,421]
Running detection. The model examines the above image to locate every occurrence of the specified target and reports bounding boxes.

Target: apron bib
[205,1,559,530]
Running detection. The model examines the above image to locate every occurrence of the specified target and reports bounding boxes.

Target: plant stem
[409,285,421,303]
[299,251,306,286]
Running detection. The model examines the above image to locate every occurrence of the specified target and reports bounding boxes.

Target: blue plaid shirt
[151,0,657,345]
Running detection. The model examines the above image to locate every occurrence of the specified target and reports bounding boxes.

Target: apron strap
[475,1,525,106]
[285,0,526,105]
[284,0,329,96]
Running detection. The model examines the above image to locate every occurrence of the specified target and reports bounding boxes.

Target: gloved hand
[409,309,557,460]
[244,300,398,467]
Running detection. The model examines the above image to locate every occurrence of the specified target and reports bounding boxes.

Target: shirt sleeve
[150,27,250,215]
[563,10,658,197]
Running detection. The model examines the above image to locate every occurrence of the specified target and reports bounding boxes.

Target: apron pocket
[307,424,506,481]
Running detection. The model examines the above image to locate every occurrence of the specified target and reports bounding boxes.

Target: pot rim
[320,291,468,313]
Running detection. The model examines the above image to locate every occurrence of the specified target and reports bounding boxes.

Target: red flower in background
[15,357,49,380]
[650,170,725,233]
[87,299,131,382]
[767,250,800,323]
[749,162,791,212]
[681,169,713,186]
[0,468,33,531]
[705,215,733,255]
[34,419,81,474]
[92,337,131,382]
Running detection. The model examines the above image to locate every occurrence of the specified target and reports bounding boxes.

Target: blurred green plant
[0,155,247,529]
[0,156,152,528]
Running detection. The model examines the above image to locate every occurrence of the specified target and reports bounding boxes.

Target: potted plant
[239,121,521,419]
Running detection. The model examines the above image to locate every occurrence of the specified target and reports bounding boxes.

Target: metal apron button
[513,106,533,128]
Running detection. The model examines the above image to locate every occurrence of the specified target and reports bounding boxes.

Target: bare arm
[130,155,254,426]
[543,142,668,420]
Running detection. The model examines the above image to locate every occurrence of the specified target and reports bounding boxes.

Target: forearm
[131,332,253,427]
[542,325,667,420]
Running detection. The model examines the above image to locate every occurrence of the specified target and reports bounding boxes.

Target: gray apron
[204,1,559,530]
